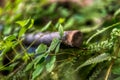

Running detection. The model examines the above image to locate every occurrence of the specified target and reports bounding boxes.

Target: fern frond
[74,53,111,72]
[86,22,120,44]
[89,63,105,80]
[88,39,113,53]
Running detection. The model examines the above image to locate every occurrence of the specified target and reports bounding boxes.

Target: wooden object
[23,30,83,47]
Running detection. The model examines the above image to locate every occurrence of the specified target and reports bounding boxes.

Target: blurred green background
[0,0,120,80]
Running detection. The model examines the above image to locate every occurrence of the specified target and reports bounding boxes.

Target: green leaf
[48,38,60,52]
[55,43,60,54]
[112,65,120,75]
[27,19,34,29]
[0,62,19,71]
[12,54,21,62]
[114,8,120,18]
[32,64,44,80]
[58,18,65,24]
[16,18,34,28]
[55,22,59,28]
[58,24,64,38]
[46,56,56,72]
[34,54,45,67]
[7,62,19,71]
[0,47,11,57]
[16,18,34,37]
[24,60,34,72]
[25,54,45,72]
[35,44,47,54]
[114,77,120,80]
[64,18,74,29]
[41,21,51,32]
[3,25,12,35]
[18,27,27,38]
[16,19,29,27]
[4,35,16,41]
[74,53,111,72]
[22,53,30,62]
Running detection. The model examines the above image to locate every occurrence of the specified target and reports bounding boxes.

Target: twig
[104,61,114,80]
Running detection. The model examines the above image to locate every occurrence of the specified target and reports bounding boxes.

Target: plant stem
[86,22,120,44]
[105,37,120,80]
[104,61,114,80]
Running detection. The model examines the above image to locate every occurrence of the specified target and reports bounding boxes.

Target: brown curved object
[23,30,83,47]
[49,0,93,7]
